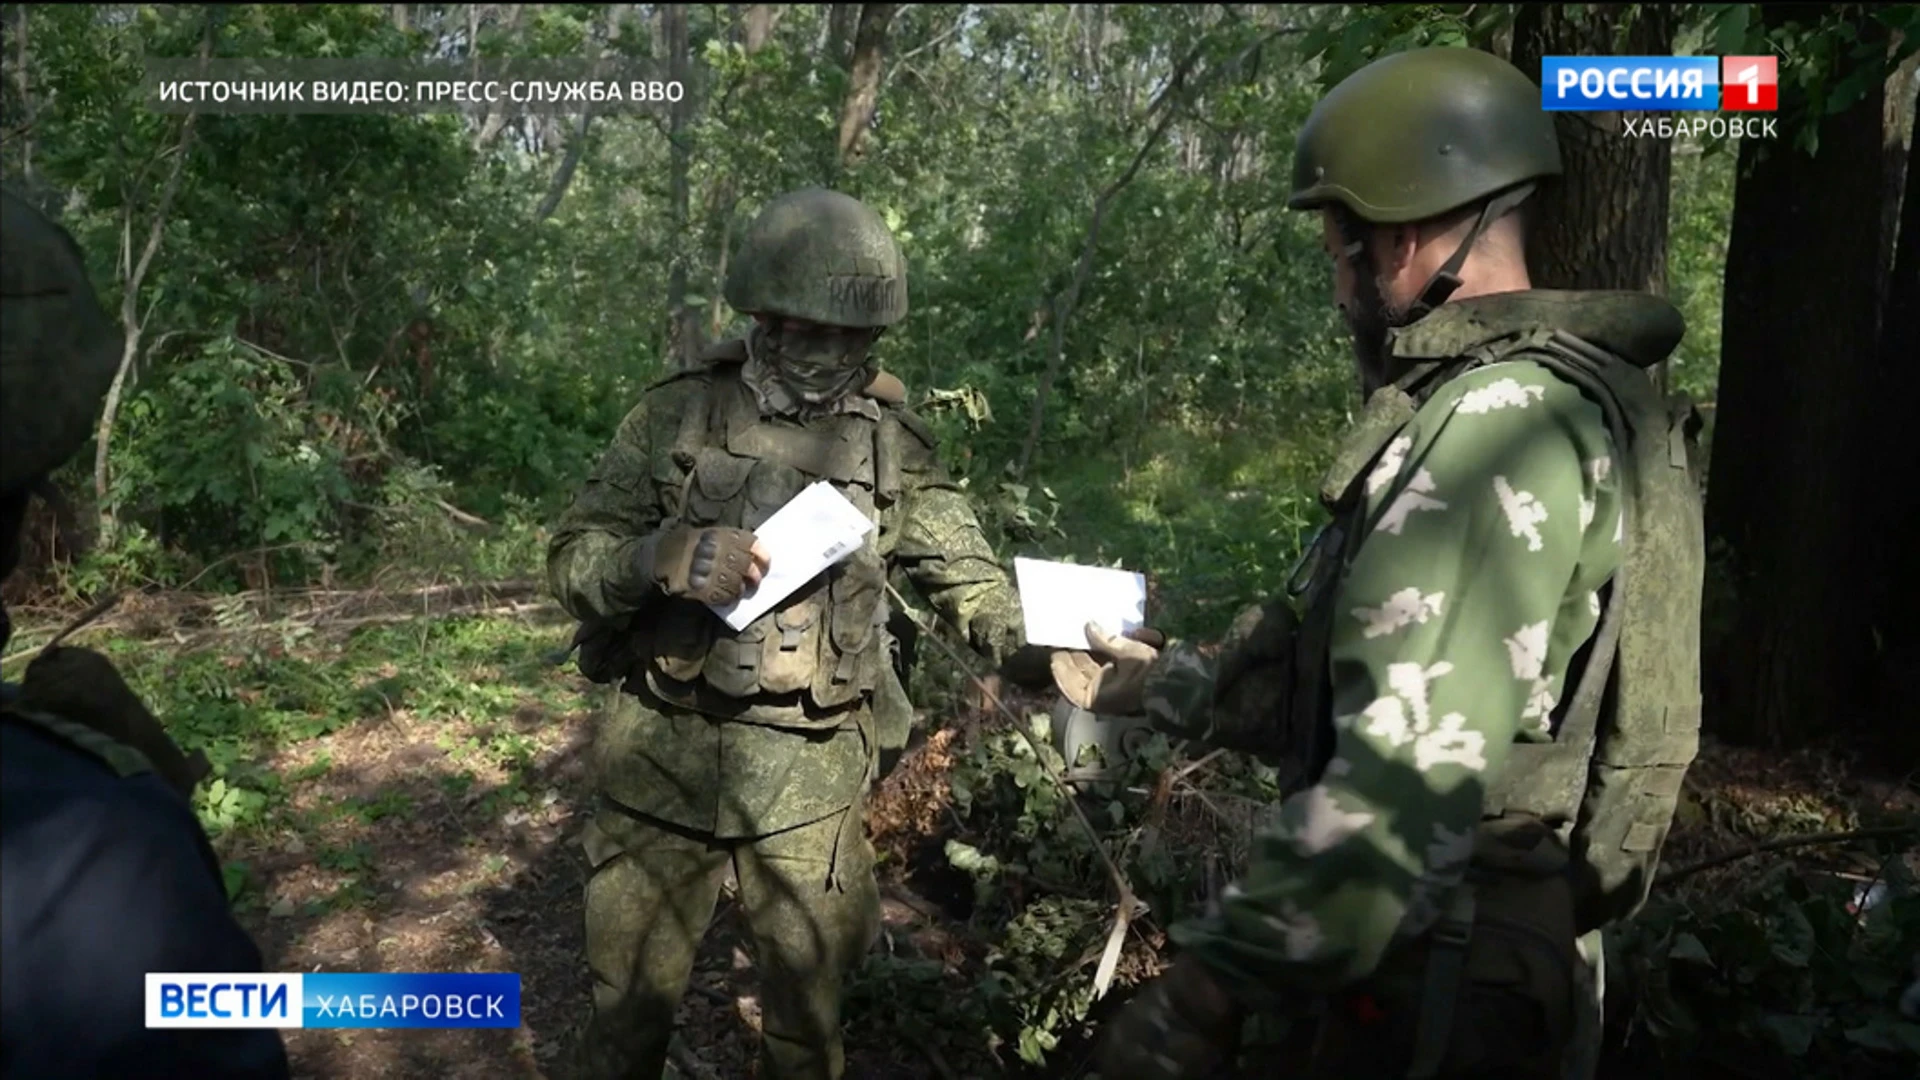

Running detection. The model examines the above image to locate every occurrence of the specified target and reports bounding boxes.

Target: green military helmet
[1288,47,1562,224]
[1,188,123,496]
[723,188,908,329]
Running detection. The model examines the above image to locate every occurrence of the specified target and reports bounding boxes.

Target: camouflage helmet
[1288,47,1562,224]
[723,188,908,329]
[1,188,122,496]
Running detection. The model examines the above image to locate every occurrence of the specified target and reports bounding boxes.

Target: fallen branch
[40,590,125,654]
[431,497,493,531]
[1,581,554,665]
[883,582,1145,1001]
[1657,824,1918,886]
[160,601,555,642]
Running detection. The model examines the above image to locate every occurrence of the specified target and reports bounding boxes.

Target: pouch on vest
[819,551,887,709]
[1317,817,1577,1080]
[572,615,635,686]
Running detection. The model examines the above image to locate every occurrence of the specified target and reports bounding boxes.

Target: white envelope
[1013,556,1148,650]
[709,481,876,631]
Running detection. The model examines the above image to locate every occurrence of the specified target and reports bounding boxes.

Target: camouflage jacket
[547,341,1024,836]
[1149,292,1697,1001]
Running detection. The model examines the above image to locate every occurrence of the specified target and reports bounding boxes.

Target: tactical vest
[1289,326,1705,932]
[631,355,932,729]
[1266,325,1703,1077]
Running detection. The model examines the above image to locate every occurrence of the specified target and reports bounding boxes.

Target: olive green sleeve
[889,414,1026,664]
[546,380,699,621]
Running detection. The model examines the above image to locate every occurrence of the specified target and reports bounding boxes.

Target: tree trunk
[392,4,410,33]
[1880,50,1918,310]
[6,4,34,185]
[1869,54,1919,768]
[469,4,524,153]
[534,7,625,223]
[95,12,214,544]
[663,4,699,368]
[706,5,776,339]
[837,4,896,169]
[1511,4,1675,298]
[744,3,779,52]
[827,4,857,67]
[1703,6,1891,750]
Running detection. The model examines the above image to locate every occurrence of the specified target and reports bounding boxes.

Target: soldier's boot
[577,803,731,1080]
[736,806,883,1080]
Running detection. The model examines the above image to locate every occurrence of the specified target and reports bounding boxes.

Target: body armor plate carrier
[625,355,923,730]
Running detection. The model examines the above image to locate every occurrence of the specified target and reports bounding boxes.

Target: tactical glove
[647,524,766,606]
[1095,960,1246,1079]
[1051,621,1159,714]
[19,646,211,799]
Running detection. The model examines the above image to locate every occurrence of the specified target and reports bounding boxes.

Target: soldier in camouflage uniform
[548,188,1034,1080]
[0,188,290,1078]
[1053,49,1706,1079]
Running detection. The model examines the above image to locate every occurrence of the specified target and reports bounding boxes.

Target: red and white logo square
[1721,56,1778,111]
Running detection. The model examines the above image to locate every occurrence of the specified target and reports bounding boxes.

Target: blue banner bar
[1540,56,1719,111]
[303,973,521,1029]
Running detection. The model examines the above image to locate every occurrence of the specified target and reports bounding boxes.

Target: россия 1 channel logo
[1542,55,1778,111]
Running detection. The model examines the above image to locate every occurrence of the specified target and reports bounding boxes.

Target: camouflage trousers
[575,797,881,1080]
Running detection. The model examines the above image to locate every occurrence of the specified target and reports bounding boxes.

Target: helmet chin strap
[1401,182,1537,324]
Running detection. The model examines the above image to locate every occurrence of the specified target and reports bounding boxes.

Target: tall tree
[662,4,698,367]
[1704,5,1893,749]
[1511,4,1676,297]
[837,4,897,169]
[825,3,857,67]
[1869,52,1918,767]
[743,3,780,52]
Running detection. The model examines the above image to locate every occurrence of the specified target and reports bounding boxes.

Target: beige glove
[1050,621,1159,714]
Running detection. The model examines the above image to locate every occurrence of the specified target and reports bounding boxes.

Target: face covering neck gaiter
[755,321,878,406]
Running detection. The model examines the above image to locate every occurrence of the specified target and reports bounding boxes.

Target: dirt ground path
[228,702,981,1080]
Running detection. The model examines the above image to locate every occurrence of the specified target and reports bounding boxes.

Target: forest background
[1,4,1917,1078]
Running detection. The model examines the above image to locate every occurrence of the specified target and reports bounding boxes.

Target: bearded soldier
[1054,48,1706,1079]
[549,187,1037,1079]
[0,189,291,1078]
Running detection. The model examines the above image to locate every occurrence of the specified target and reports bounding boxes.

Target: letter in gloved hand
[646,524,771,606]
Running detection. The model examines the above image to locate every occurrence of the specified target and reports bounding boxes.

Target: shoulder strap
[644,338,747,394]
[1481,331,1705,928]
[1478,332,1637,824]
[863,370,907,406]
[3,702,157,779]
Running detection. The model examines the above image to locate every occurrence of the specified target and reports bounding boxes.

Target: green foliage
[933,712,1285,1065]
[1693,3,1920,156]
[1614,853,1920,1079]
[1667,140,1736,403]
[1298,4,1512,87]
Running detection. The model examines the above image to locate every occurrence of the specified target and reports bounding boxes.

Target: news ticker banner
[1541,55,1779,112]
[142,59,681,115]
[146,973,520,1029]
